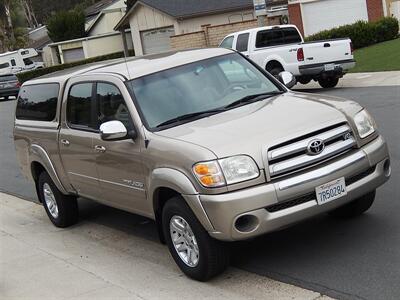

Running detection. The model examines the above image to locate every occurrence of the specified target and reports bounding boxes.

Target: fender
[148,168,214,231]
[30,144,69,195]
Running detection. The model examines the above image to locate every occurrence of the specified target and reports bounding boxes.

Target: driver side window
[96,83,133,131]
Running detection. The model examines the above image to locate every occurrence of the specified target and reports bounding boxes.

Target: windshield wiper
[224,91,284,109]
[155,91,284,128]
[156,108,226,128]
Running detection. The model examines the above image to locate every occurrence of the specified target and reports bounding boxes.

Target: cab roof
[26,48,233,85]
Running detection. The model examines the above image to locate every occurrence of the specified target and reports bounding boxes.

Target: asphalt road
[0,85,399,300]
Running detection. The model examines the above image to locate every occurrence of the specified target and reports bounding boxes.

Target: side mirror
[278,71,296,89]
[100,120,128,141]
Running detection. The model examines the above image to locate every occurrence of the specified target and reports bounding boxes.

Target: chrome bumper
[298,60,356,76]
[200,136,390,241]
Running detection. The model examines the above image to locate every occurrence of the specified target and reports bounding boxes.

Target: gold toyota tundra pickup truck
[14,48,391,281]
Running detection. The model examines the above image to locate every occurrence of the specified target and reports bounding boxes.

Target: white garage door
[390,1,400,21]
[63,48,85,63]
[302,0,369,36]
[141,27,175,55]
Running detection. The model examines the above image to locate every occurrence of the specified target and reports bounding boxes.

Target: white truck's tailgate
[303,39,352,64]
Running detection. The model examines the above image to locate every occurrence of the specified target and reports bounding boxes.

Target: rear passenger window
[67,83,94,129]
[256,29,284,48]
[282,28,302,44]
[96,83,132,130]
[16,84,59,121]
[236,33,249,52]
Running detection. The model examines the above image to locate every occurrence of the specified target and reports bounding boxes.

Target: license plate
[324,63,335,71]
[315,177,347,205]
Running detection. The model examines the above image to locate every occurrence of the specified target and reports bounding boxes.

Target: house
[288,0,387,36]
[44,0,133,66]
[114,0,259,56]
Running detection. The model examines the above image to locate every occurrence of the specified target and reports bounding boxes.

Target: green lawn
[350,38,400,73]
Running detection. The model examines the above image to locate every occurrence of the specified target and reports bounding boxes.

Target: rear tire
[268,67,284,78]
[318,77,339,88]
[329,190,376,218]
[162,196,229,281]
[38,172,79,227]
[298,77,311,85]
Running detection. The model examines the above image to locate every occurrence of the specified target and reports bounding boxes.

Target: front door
[59,82,100,199]
[92,81,148,215]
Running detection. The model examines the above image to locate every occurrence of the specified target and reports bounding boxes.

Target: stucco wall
[84,32,133,58]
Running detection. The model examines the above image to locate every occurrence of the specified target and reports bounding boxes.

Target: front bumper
[298,59,356,76]
[200,135,390,241]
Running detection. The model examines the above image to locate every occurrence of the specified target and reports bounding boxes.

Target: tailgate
[303,39,352,64]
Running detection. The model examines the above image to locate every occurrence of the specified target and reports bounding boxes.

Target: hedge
[305,17,399,49]
[17,49,135,83]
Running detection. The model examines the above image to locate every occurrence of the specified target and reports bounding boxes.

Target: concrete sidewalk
[0,193,332,300]
[295,71,400,90]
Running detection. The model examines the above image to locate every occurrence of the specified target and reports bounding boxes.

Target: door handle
[94,145,106,153]
[60,139,70,146]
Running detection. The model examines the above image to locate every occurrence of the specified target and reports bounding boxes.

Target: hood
[155,92,362,168]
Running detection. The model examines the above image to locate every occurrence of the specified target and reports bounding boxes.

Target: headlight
[354,109,376,138]
[193,155,259,187]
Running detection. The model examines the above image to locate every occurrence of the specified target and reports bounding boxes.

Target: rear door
[59,80,100,199]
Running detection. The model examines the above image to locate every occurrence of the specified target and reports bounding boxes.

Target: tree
[47,8,86,42]
[0,0,15,46]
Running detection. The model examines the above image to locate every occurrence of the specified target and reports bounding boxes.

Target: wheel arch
[29,144,69,196]
[265,60,284,72]
[149,168,215,243]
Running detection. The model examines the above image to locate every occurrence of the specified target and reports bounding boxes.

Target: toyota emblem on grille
[307,139,325,155]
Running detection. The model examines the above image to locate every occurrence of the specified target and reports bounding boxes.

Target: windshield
[127,53,283,130]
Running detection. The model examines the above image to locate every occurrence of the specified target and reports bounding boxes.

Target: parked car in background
[0,74,20,100]
[14,48,390,281]
[220,25,355,88]
[0,48,44,75]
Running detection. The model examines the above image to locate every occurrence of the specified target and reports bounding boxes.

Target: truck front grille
[268,123,355,178]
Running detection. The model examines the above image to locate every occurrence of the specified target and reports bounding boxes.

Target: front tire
[162,196,229,281]
[329,190,376,218]
[318,77,339,88]
[38,172,79,227]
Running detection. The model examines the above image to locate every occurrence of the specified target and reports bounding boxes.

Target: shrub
[305,17,399,49]
[17,50,135,83]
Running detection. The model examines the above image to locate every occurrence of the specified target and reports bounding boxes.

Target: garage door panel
[302,0,369,36]
[63,48,85,63]
[141,27,175,55]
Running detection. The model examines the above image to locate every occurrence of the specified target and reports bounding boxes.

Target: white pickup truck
[220,25,355,88]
